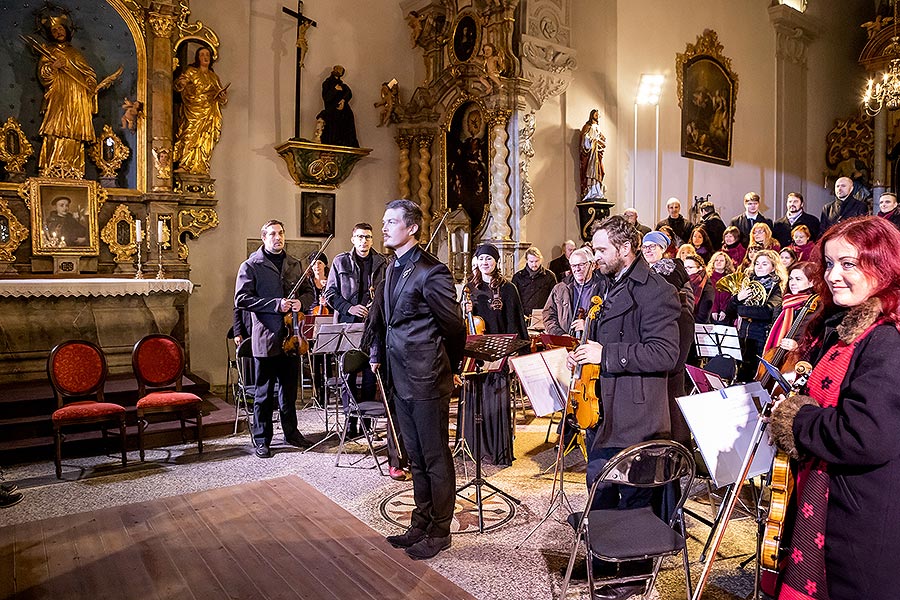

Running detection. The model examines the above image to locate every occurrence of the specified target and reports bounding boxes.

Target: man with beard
[820,176,869,233]
[655,197,690,245]
[566,215,681,600]
[511,246,557,316]
[368,199,466,560]
[772,191,820,247]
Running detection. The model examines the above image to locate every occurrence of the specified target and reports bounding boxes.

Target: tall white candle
[135,219,142,242]
[157,220,164,243]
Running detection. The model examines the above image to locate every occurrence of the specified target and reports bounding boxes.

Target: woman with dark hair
[683,253,714,324]
[461,243,527,466]
[690,226,715,260]
[729,249,786,381]
[779,246,799,272]
[707,250,737,325]
[770,216,900,600]
[722,225,745,267]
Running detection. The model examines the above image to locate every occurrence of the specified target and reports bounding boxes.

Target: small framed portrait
[452,14,479,63]
[19,177,106,255]
[300,191,335,238]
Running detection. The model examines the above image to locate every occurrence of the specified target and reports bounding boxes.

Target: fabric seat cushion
[586,507,684,560]
[52,401,125,422]
[137,391,201,409]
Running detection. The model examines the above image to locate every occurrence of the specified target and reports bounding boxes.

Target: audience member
[730,191,773,247]
[511,246,557,316]
[655,197,691,244]
[820,176,868,232]
[772,191,820,247]
[548,239,577,281]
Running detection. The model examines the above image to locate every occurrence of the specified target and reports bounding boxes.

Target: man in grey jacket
[235,220,314,458]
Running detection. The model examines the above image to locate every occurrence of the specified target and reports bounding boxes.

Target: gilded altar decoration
[0,117,34,180]
[676,29,738,167]
[173,46,228,174]
[100,203,138,263]
[19,176,107,256]
[275,140,371,190]
[23,7,122,177]
[120,97,143,131]
[89,124,131,180]
[0,198,30,263]
[152,146,173,181]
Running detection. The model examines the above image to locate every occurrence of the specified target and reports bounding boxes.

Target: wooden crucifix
[282,1,317,140]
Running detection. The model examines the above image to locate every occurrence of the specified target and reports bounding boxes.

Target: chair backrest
[705,354,737,383]
[235,338,256,387]
[47,340,108,407]
[596,440,695,489]
[132,334,186,393]
[341,349,370,375]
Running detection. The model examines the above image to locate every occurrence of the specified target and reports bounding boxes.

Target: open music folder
[509,347,571,417]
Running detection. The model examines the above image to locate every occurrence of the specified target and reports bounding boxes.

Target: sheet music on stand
[694,323,742,361]
[509,348,571,417]
[676,381,776,489]
[312,322,365,354]
[529,309,545,331]
[462,334,525,373]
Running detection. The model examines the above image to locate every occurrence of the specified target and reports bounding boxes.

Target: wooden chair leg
[196,406,203,454]
[119,416,127,467]
[180,417,187,443]
[138,410,146,462]
[54,425,62,479]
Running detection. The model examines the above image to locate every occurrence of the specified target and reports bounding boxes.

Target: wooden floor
[0,476,476,600]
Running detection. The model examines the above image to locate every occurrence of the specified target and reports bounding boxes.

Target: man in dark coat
[548,239,577,281]
[655,197,690,244]
[696,201,726,249]
[623,208,651,236]
[820,176,869,233]
[542,247,603,336]
[235,220,314,458]
[569,215,681,599]
[772,191,820,247]
[369,199,466,561]
[729,191,773,247]
[511,246,557,316]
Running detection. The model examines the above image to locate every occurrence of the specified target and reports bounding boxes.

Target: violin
[756,294,819,389]
[282,276,311,356]
[567,296,604,430]
[568,307,586,337]
[462,287,486,335]
[309,294,330,317]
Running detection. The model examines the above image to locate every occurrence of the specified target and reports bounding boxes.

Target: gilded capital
[149,12,177,38]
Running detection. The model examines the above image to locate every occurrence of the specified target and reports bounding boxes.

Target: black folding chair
[334,349,388,475]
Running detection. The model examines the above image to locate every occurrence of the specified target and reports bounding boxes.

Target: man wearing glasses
[325,223,388,442]
[542,246,605,337]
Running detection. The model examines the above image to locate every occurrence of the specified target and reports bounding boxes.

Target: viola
[462,287,486,335]
[282,309,309,355]
[567,296,604,430]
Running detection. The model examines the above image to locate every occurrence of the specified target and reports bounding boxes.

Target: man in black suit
[821,176,869,233]
[368,199,466,560]
[772,191,821,247]
[729,191,772,247]
[235,220,314,458]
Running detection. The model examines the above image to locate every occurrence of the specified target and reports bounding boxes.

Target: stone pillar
[873,109,887,200]
[148,9,177,193]
[768,5,819,218]
[487,110,512,241]
[397,133,413,200]
[416,133,434,240]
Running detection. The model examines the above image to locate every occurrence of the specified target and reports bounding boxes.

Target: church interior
[0,0,894,598]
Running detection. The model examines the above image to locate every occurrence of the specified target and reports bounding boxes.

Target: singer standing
[367,199,466,560]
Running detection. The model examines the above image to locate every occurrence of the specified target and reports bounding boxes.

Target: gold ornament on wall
[89,124,131,179]
[0,117,34,178]
[100,203,138,262]
[0,198,30,262]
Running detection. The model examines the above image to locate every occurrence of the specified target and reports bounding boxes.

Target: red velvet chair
[47,340,127,479]
[132,334,203,461]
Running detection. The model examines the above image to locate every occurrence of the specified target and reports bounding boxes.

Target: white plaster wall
[186,0,413,385]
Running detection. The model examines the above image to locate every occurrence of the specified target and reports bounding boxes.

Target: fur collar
[836,297,883,343]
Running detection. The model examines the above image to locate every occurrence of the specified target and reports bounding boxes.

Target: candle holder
[134,240,145,279]
[156,239,165,279]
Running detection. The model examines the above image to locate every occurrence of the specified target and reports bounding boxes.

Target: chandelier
[863,0,900,116]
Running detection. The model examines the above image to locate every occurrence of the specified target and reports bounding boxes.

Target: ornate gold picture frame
[676,30,738,167]
[18,177,107,256]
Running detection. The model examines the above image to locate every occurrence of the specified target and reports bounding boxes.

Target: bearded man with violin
[567,216,681,600]
[235,219,314,459]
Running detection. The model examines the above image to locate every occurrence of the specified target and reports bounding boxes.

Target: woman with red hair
[770,216,900,600]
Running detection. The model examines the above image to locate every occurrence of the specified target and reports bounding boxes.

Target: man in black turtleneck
[235,219,314,458]
[655,197,690,245]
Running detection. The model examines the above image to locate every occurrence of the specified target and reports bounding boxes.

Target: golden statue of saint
[173,47,228,175]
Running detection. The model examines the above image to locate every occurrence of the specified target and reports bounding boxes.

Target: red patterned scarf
[764,293,812,355]
[777,319,882,600]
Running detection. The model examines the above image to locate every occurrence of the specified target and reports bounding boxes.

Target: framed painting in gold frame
[18,177,106,255]
[676,30,738,167]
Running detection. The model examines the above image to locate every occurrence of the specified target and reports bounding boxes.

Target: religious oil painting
[23,178,104,256]
[452,14,479,63]
[445,101,489,234]
[300,192,335,238]
[676,30,738,167]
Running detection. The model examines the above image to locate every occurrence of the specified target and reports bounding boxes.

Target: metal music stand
[307,322,364,451]
[455,334,529,533]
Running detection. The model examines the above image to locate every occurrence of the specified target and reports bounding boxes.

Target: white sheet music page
[510,348,571,417]
[676,381,775,488]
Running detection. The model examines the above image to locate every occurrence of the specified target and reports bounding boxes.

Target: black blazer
[729,213,773,248]
[772,212,821,247]
[369,246,466,401]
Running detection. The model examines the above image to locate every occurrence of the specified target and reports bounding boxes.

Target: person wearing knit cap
[461,243,528,466]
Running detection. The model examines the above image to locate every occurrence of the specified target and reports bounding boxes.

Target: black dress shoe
[405,535,451,560]
[386,527,427,548]
[593,583,645,600]
[255,444,271,459]
[0,490,23,509]
[284,432,312,449]
[1,483,17,494]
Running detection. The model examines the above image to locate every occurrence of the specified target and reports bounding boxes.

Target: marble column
[768,5,819,218]
[148,10,177,193]
[487,110,512,241]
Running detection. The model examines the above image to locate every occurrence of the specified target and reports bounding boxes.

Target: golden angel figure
[173,46,228,175]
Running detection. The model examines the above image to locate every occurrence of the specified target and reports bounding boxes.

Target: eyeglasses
[641,244,663,251]
[569,262,590,270]
[353,234,373,240]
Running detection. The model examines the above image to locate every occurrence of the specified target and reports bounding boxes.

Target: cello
[567,296,604,430]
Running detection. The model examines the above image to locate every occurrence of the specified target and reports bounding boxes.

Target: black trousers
[252,353,299,447]
[393,394,455,537]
